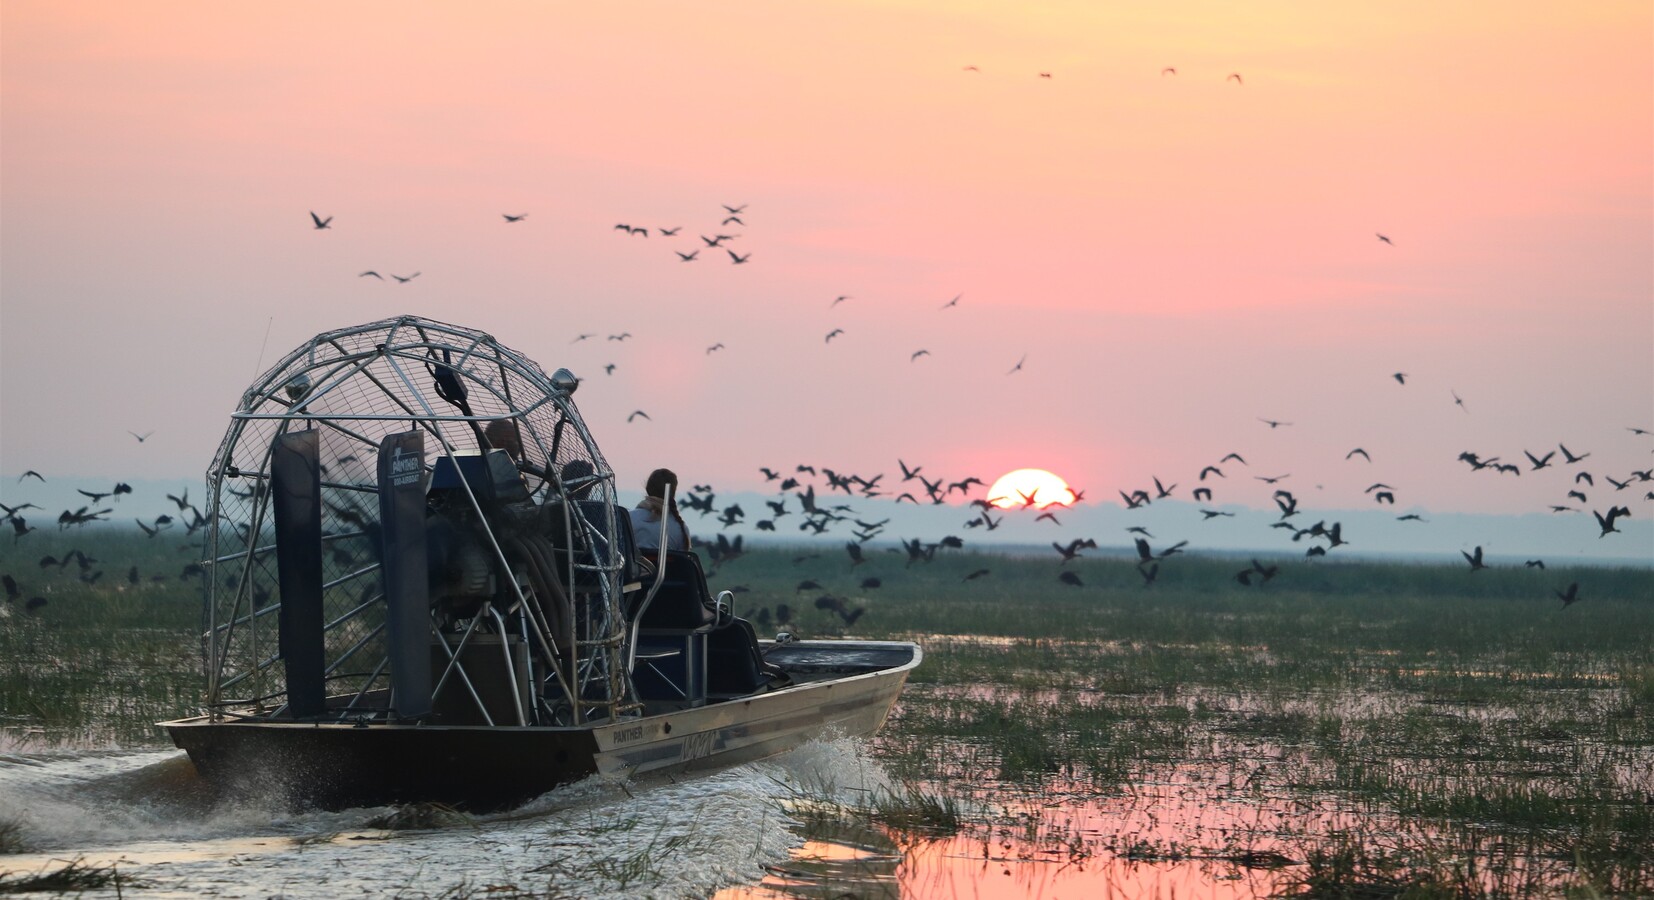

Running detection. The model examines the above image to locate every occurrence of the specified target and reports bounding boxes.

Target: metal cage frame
[198,315,638,726]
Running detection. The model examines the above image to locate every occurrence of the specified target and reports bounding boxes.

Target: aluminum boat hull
[163,640,919,810]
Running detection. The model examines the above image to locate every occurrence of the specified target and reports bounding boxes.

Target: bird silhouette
[676,250,699,261]
[129,430,155,442]
[609,333,631,341]
[1139,563,1159,585]
[1556,582,1580,607]
[1462,545,1487,571]
[706,343,724,354]
[728,250,751,264]
[310,211,332,230]
[1524,559,1546,569]
[1559,443,1590,464]
[1220,453,1247,465]
[1192,487,1213,502]
[1452,390,1468,412]
[1346,448,1370,462]
[628,410,650,423]
[502,214,527,222]
[830,295,851,307]
[722,216,745,226]
[1393,372,1407,385]
[359,271,383,279]
[963,569,991,581]
[723,204,748,215]
[1227,73,1243,85]
[1377,233,1393,245]
[911,349,930,362]
[1006,354,1027,375]
[392,272,420,283]
[1258,418,1291,429]
[1058,571,1083,587]
[1254,474,1291,484]
[1525,450,1556,470]
[940,294,960,310]
[825,329,844,343]
[1161,67,1176,75]
[19,471,45,483]
[1593,506,1631,537]
[658,227,681,236]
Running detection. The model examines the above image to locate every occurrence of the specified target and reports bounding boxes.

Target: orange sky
[2,1,1650,527]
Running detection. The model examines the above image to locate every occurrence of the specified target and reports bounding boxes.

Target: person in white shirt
[629,467,690,552]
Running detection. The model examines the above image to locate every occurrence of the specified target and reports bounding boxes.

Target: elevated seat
[630,550,717,631]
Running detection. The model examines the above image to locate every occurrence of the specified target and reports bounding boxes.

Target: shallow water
[0,740,893,898]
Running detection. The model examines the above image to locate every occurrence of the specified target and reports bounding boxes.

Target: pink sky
[3,1,1650,526]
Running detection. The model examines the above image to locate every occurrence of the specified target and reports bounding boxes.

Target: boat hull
[163,640,919,810]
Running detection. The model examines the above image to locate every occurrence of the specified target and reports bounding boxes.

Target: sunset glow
[988,469,1073,510]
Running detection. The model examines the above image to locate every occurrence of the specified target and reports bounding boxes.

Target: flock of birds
[2,475,211,612]
[3,187,1650,626]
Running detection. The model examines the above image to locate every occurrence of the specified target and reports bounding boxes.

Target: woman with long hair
[629,467,690,551]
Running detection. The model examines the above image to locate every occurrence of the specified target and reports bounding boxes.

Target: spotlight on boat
[284,374,312,405]
[551,368,579,396]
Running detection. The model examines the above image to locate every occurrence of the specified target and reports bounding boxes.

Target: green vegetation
[3,534,1651,895]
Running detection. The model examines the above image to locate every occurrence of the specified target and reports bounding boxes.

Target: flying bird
[910,349,930,362]
[1452,390,1468,412]
[723,204,747,215]
[676,250,699,261]
[1006,354,1027,375]
[1057,571,1083,587]
[310,211,333,230]
[1346,448,1370,462]
[1161,67,1176,75]
[1556,582,1580,607]
[1593,506,1631,537]
[1258,418,1292,429]
[962,65,980,72]
[1377,233,1393,245]
[1393,372,1407,385]
[359,271,383,279]
[1227,73,1243,84]
[1559,443,1590,464]
[825,329,844,343]
[1462,545,1487,571]
[392,272,420,283]
[940,294,960,310]
[129,430,155,443]
[722,216,745,226]
[728,250,751,264]
[627,410,651,423]
[706,343,724,354]
[503,214,527,222]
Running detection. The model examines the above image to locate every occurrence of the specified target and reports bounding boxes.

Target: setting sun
[987,468,1073,509]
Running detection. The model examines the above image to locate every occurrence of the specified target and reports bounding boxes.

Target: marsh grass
[0,857,134,894]
[4,534,1652,895]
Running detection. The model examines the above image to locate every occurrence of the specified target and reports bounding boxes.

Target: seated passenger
[559,458,598,499]
[483,418,524,461]
[630,468,690,552]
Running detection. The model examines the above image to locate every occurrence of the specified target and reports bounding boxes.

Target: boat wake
[0,736,891,898]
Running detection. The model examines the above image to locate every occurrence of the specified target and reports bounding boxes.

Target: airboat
[162,316,920,810]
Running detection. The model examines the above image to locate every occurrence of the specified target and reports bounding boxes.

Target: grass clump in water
[0,857,134,894]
